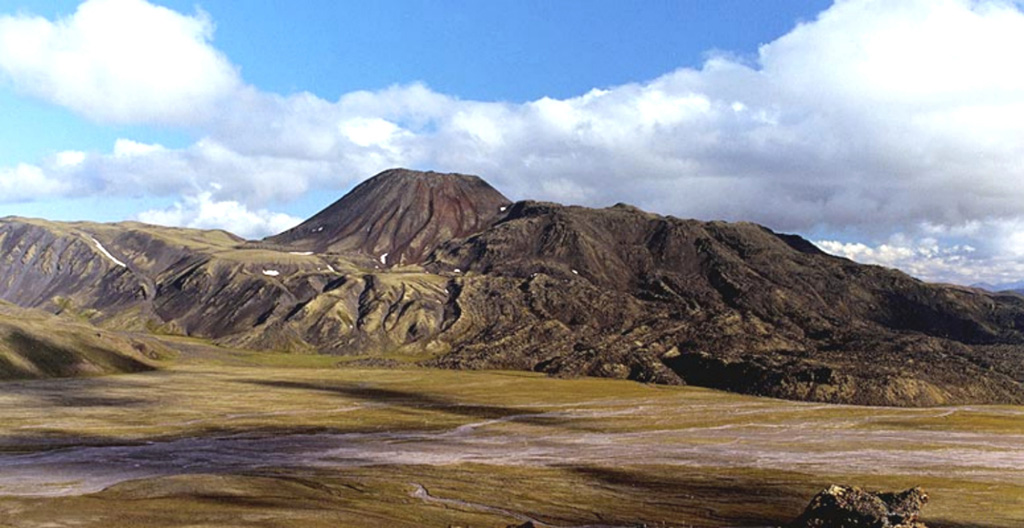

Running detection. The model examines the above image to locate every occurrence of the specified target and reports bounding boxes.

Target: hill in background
[1,168,1022,406]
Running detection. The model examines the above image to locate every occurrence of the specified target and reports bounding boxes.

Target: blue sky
[1,0,1024,285]
[3,0,831,101]
[0,1,830,165]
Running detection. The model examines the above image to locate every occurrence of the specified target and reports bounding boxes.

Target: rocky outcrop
[1,169,1023,405]
[789,485,929,528]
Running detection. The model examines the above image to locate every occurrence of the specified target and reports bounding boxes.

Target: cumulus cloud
[817,236,981,284]
[0,0,239,124]
[816,236,1024,287]
[136,191,301,239]
[817,216,1024,285]
[3,0,1024,283]
[0,163,73,201]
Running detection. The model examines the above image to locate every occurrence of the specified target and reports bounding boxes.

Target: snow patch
[262,269,280,277]
[89,237,126,268]
[572,269,579,275]
[289,251,313,256]
[327,264,337,273]
[499,206,507,212]
[453,268,461,273]
[314,226,324,232]
[380,252,389,265]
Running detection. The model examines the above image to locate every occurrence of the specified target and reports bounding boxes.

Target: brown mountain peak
[265,168,512,266]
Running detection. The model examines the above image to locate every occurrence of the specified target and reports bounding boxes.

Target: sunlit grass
[0,355,1021,527]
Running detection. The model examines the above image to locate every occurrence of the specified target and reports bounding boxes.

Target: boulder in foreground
[789,485,928,528]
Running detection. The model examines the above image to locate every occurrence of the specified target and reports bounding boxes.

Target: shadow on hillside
[0,428,157,454]
[0,375,153,408]
[565,464,810,527]
[240,379,575,428]
[0,330,153,381]
[564,465,1011,528]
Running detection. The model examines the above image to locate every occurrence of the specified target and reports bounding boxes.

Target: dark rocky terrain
[1,168,1023,405]
[788,485,929,528]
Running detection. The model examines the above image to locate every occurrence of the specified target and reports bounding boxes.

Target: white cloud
[113,138,165,157]
[0,0,240,124]
[0,163,72,201]
[816,217,1024,285]
[89,137,353,205]
[3,0,1024,283]
[816,236,977,283]
[10,0,1024,231]
[339,117,409,150]
[818,235,1024,286]
[136,191,300,239]
[54,150,86,167]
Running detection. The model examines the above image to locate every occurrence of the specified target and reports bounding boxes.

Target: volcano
[264,168,512,267]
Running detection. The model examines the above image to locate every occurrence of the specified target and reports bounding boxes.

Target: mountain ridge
[1,168,1022,406]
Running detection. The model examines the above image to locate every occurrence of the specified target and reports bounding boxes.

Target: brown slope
[0,217,151,315]
[0,217,250,319]
[421,200,1024,406]
[263,168,512,267]
[0,216,439,355]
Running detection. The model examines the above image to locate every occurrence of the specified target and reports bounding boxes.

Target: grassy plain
[0,346,1021,527]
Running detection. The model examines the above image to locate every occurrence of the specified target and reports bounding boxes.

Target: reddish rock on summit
[265,169,511,267]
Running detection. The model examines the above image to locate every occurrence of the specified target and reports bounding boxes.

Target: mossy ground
[0,353,1021,527]
[0,304,171,380]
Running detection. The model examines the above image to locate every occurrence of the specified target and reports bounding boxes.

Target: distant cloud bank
[2,0,1024,284]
